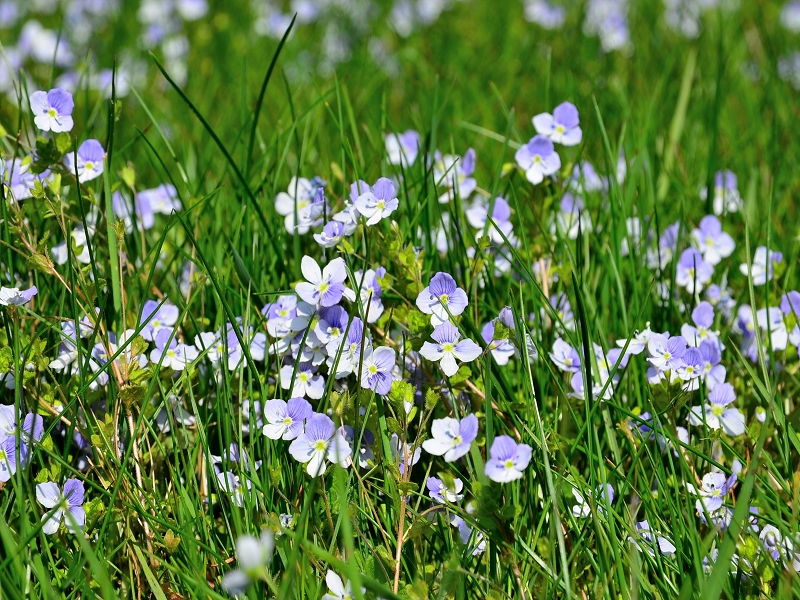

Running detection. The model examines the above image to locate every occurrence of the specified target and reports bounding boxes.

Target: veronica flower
[419,323,482,377]
[515,135,561,184]
[279,361,325,400]
[329,317,369,378]
[274,177,326,234]
[313,221,347,248]
[484,435,532,482]
[65,139,105,183]
[676,248,714,294]
[699,340,726,389]
[424,476,463,504]
[139,299,180,341]
[36,479,85,534]
[647,334,687,371]
[481,320,516,365]
[550,338,581,372]
[0,413,44,482]
[434,148,477,203]
[263,295,312,339]
[359,346,396,395]
[321,571,365,600]
[524,0,566,29]
[756,292,800,351]
[211,443,261,474]
[314,305,350,355]
[616,323,652,355]
[295,256,355,307]
[0,286,38,306]
[739,246,782,286]
[451,512,486,556]
[354,177,399,225]
[688,382,745,436]
[139,184,181,214]
[415,272,468,326]
[691,215,735,265]
[629,521,676,556]
[646,221,680,270]
[571,484,614,518]
[262,397,312,440]
[340,426,375,469]
[150,328,198,371]
[675,347,704,391]
[533,101,582,146]
[567,161,606,194]
[422,414,478,462]
[385,130,421,167]
[691,471,737,518]
[288,414,351,477]
[354,267,386,323]
[550,293,575,331]
[29,88,74,132]
[216,471,251,507]
[701,170,742,215]
[220,531,275,597]
[465,196,514,244]
[552,194,592,240]
[681,302,721,349]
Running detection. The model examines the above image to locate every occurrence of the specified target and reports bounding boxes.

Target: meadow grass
[1,1,799,598]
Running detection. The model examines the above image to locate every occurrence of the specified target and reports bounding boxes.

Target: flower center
[368,364,378,375]
[85,161,94,171]
[710,405,724,417]
[313,440,327,452]
[504,459,515,469]
[452,435,462,446]
[439,294,450,305]
[533,155,542,163]
[377,200,385,210]
[555,124,565,134]
[166,349,177,358]
[318,282,330,294]
[282,417,293,426]
[442,342,455,353]
[48,107,58,117]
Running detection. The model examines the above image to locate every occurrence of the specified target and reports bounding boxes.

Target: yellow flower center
[442,343,455,353]
[504,459,515,469]
[48,108,58,117]
[314,440,327,452]
[711,405,724,417]
[85,161,94,171]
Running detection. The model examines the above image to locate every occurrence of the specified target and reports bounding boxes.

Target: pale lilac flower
[422,414,478,462]
[415,272,468,326]
[481,320,516,365]
[295,256,355,307]
[701,170,742,215]
[484,435,532,482]
[699,340,726,389]
[263,295,311,339]
[571,484,614,518]
[691,215,735,265]
[139,184,181,214]
[676,248,714,294]
[688,382,745,436]
[385,130,421,167]
[262,397,312,440]
[515,135,561,184]
[288,414,351,477]
[550,338,581,372]
[675,347,704,391]
[646,221,680,270]
[29,88,74,132]
[220,531,275,597]
[354,267,386,323]
[313,221,346,248]
[523,0,566,28]
[782,1,800,32]
[419,322,482,377]
[533,101,582,146]
[321,570,364,600]
[341,426,375,468]
[314,306,350,355]
[739,246,782,286]
[450,514,486,555]
[427,476,464,503]
[329,317,369,378]
[36,479,85,534]
[359,346,396,395]
[0,286,38,306]
[355,177,399,225]
[216,471,251,507]
[391,433,421,475]
[434,148,477,204]
[693,471,737,516]
[465,197,513,244]
[616,323,653,355]
[629,521,676,556]
[552,194,592,240]
[150,328,198,370]
[567,161,605,194]
[0,413,43,482]
[210,443,262,474]
[647,334,687,371]
[139,299,180,341]
[279,362,325,400]
[65,139,105,183]
[756,292,800,351]
[681,302,720,348]
[274,177,326,234]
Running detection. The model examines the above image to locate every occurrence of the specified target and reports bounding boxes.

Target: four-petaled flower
[36,479,85,534]
[354,177,399,226]
[422,414,479,462]
[515,135,561,184]
[419,322,482,377]
[30,88,74,132]
[288,414,351,477]
[295,256,355,308]
[533,101,582,146]
[484,435,532,482]
[262,397,313,440]
[415,272,469,326]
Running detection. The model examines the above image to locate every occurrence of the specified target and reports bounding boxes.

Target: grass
[1,0,800,598]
